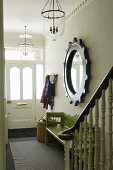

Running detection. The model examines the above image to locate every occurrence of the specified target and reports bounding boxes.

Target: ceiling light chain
[56,0,62,10]
[24,26,27,46]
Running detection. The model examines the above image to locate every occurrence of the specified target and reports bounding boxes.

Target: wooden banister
[58,66,113,140]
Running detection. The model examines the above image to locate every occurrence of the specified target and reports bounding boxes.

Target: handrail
[58,66,113,140]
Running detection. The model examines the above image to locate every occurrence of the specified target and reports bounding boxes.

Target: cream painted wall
[45,0,113,115]
[0,0,6,169]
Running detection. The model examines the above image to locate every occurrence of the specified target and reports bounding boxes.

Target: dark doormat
[8,128,37,138]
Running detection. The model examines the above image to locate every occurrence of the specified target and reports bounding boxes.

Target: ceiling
[3,0,75,36]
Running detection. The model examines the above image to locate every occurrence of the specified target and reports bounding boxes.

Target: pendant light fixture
[41,0,65,41]
[18,26,33,56]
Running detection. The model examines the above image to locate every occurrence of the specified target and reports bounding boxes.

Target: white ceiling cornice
[66,0,93,20]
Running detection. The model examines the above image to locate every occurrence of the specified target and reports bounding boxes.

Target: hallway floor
[6,129,64,170]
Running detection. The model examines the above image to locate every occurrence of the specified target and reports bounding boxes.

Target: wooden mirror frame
[64,37,90,106]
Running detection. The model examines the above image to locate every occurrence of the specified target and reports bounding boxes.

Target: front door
[6,62,37,129]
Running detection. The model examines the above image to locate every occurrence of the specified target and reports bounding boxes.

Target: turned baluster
[78,122,83,170]
[83,115,88,170]
[100,89,106,170]
[88,108,93,170]
[107,79,112,170]
[94,99,99,170]
[74,129,78,170]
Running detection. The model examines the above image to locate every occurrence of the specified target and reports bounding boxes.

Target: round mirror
[64,37,90,106]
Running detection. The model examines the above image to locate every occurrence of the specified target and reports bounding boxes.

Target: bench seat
[46,126,68,145]
[45,112,78,145]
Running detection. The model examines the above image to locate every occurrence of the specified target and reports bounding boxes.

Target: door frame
[5,60,45,129]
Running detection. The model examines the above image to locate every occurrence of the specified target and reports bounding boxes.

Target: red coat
[40,75,49,109]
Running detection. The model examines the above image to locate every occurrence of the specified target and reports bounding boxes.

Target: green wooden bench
[45,112,78,145]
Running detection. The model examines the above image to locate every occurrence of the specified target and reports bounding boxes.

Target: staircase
[59,66,113,170]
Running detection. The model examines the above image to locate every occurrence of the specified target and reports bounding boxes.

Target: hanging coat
[45,79,55,105]
[40,75,49,109]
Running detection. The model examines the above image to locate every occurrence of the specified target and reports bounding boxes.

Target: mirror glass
[71,51,83,92]
[64,38,90,106]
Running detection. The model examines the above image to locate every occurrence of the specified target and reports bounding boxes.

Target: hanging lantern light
[18,26,33,56]
[41,0,65,41]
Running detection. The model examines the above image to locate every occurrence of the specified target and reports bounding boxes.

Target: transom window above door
[5,47,43,61]
[5,47,44,100]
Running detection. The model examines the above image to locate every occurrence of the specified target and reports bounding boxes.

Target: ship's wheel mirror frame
[64,37,90,106]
